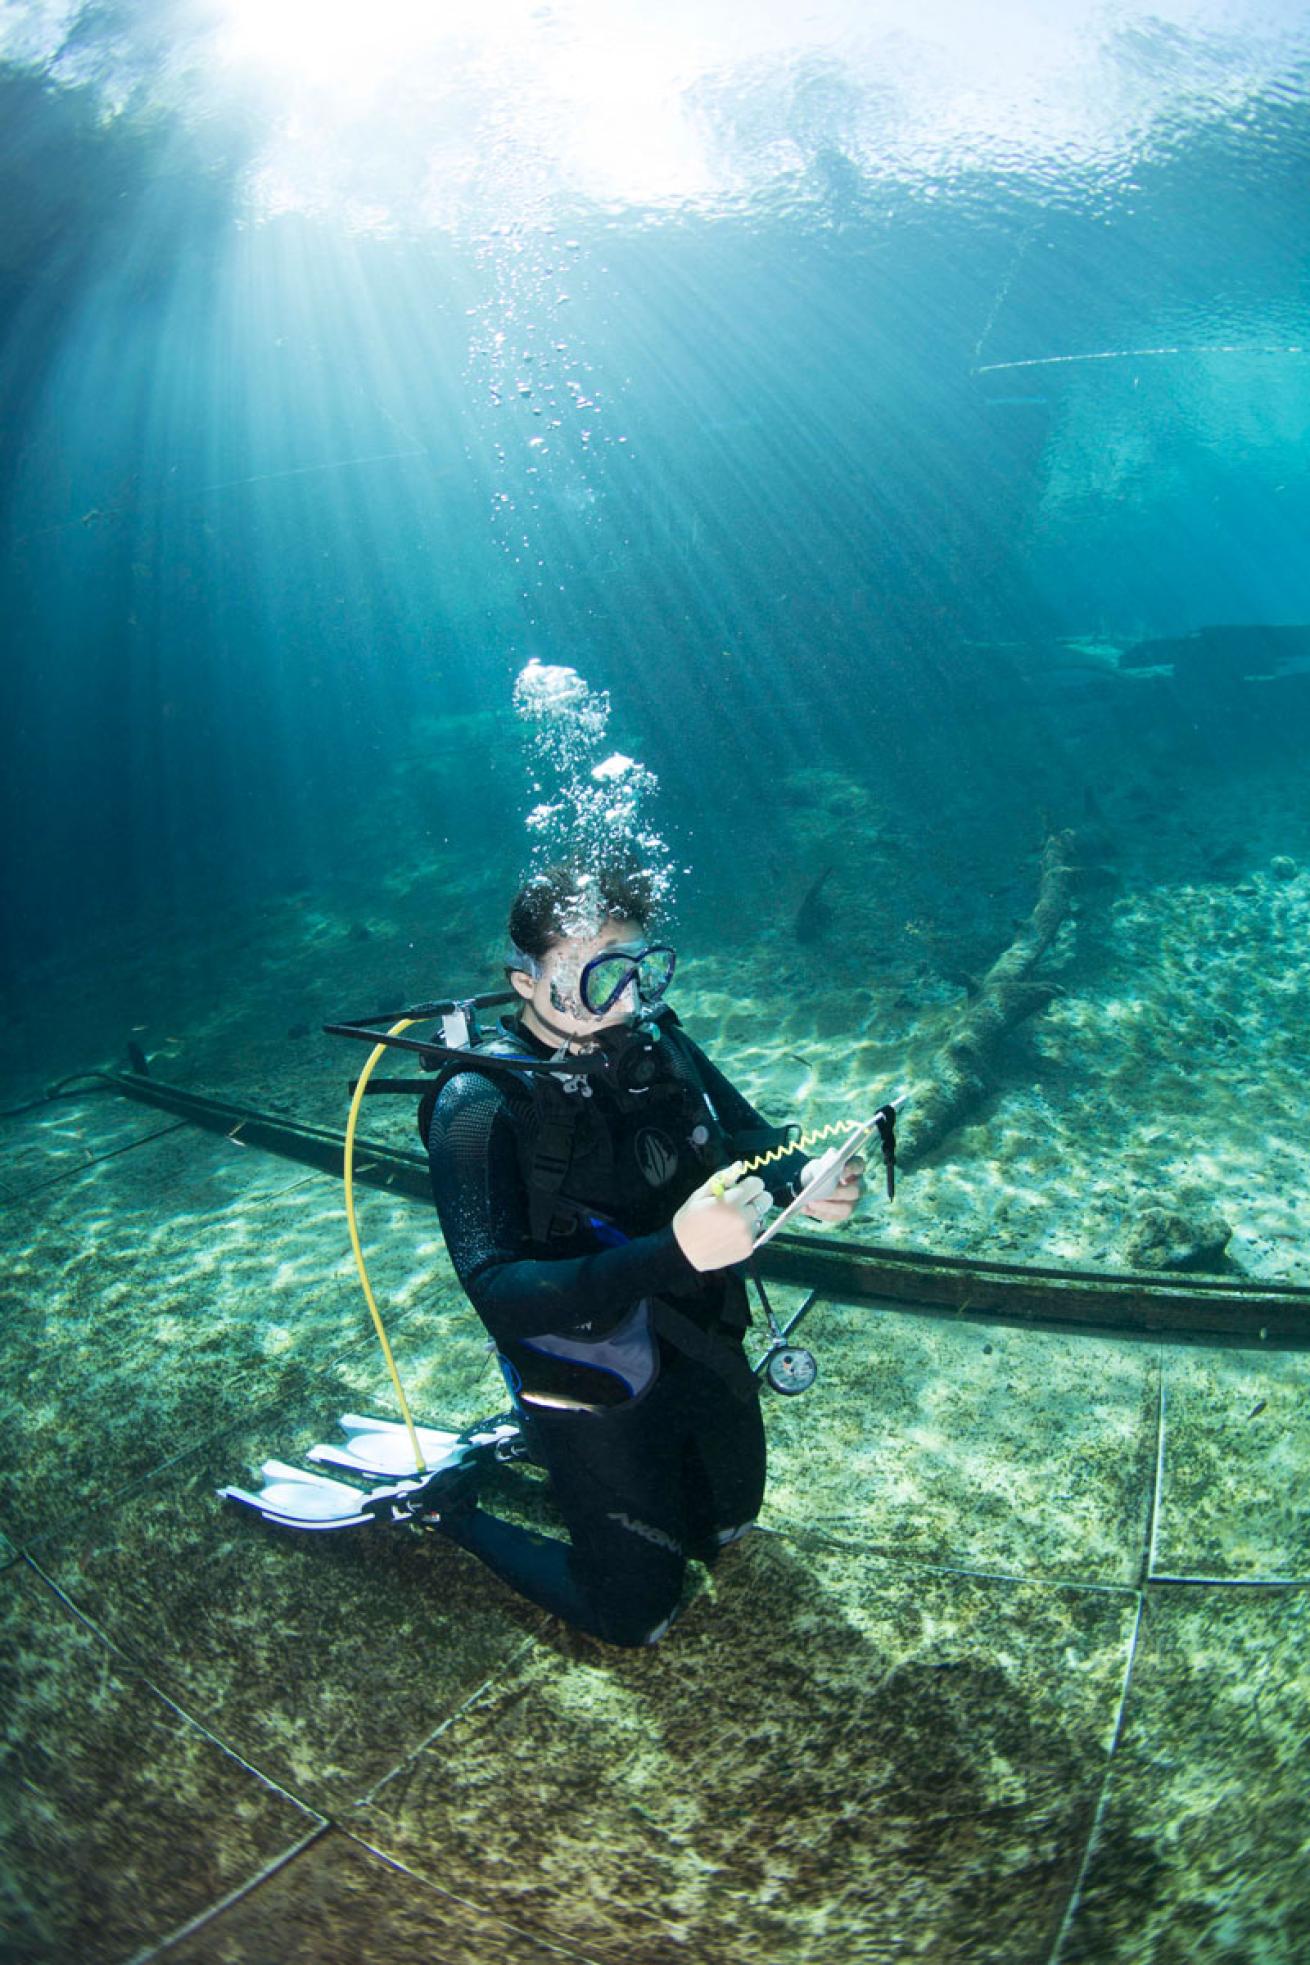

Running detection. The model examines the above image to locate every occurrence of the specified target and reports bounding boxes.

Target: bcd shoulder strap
[418,1026,592,1242]
[421,1008,732,1244]
[416,1026,538,1153]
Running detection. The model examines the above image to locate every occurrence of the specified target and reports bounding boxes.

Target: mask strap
[506,942,541,979]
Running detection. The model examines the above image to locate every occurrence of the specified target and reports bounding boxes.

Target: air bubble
[512,661,673,924]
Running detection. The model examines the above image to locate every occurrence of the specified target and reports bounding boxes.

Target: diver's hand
[797,1156,865,1224]
[672,1164,771,1271]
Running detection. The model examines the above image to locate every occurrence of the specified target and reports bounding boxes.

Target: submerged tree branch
[899,828,1080,1169]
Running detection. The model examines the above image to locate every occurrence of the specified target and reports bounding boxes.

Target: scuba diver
[418,858,865,1647]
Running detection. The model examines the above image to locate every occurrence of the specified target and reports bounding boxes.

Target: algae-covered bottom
[3,1101,1310,1962]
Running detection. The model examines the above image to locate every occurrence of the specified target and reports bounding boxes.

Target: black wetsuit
[425,1010,807,1646]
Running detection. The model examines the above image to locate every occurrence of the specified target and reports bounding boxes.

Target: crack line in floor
[1042,1342,1165,1964]
[353,1624,550,1810]
[126,1824,331,1965]
[21,1552,330,1823]
[1144,1348,1167,1585]
[339,1828,609,1964]
[0,1121,190,1211]
[1149,1573,1310,1590]
[774,1520,1145,1595]
[1044,1589,1147,1965]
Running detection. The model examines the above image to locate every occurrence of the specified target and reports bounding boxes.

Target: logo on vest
[635,1126,678,1187]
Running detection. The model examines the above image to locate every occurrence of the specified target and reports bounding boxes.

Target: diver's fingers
[708,1167,767,1207]
[726,1174,767,1209]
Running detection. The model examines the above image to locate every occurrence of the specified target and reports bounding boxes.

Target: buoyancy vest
[421,1008,763,1408]
[418,1006,727,1236]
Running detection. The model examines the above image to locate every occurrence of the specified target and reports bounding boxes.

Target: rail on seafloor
[101,1068,1310,1350]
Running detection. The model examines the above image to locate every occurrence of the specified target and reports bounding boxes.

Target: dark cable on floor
[0,1072,119,1119]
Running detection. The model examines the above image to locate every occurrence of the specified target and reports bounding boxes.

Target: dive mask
[578,942,676,1017]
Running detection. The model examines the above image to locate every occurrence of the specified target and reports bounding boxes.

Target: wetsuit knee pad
[593,1597,681,1648]
[578,1547,685,1648]
[691,1519,758,1568]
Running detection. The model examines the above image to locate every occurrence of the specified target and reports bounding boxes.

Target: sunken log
[899,828,1077,1168]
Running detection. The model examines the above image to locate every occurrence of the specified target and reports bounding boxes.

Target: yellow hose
[343,1017,427,1473]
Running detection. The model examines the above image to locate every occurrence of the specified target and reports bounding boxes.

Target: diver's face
[512,917,644,1046]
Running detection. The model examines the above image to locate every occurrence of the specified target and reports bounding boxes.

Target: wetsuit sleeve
[426,1071,697,1344]
[678,1034,811,1202]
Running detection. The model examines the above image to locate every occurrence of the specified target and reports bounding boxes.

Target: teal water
[3,9,1310,1960]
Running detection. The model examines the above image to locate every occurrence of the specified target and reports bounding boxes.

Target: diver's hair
[507,859,654,963]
